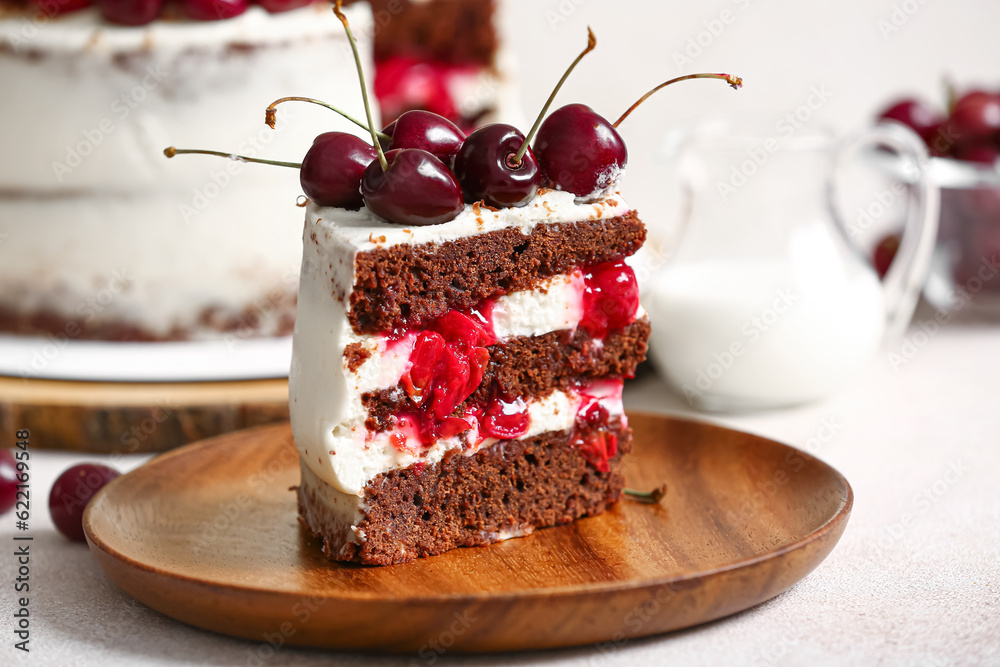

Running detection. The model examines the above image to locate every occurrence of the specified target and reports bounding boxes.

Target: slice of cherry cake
[290,188,649,565]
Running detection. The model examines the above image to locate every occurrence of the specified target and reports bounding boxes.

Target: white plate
[0,334,292,382]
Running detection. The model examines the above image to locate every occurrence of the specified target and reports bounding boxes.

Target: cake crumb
[343,342,371,372]
[472,201,485,227]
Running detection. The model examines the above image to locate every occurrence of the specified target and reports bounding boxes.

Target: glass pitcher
[646,118,939,412]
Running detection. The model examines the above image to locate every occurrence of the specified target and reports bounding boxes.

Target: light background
[503,0,1000,233]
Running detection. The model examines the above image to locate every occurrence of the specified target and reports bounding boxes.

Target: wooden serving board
[84,413,853,652]
[0,375,288,453]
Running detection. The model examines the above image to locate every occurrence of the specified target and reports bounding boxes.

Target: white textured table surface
[2,321,999,666]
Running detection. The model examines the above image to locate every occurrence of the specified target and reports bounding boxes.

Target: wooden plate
[84,413,852,652]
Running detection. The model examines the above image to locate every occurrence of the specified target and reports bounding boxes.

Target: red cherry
[374,57,459,128]
[432,310,497,348]
[402,331,446,403]
[453,124,541,208]
[300,132,376,209]
[0,450,17,515]
[49,463,120,543]
[257,0,311,12]
[181,0,248,21]
[579,261,639,337]
[431,347,472,419]
[30,0,91,16]
[100,0,161,26]
[950,91,1000,141]
[872,232,901,279]
[384,110,466,164]
[535,104,628,200]
[361,148,464,226]
[571,399,616,473]
[953,141,1000,165]
[878,98,945,146]
[483,396,529,439]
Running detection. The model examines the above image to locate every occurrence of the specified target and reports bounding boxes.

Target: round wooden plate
[84,413,853,652]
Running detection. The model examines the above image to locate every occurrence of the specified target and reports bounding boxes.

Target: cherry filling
[374,57,486,132]
[383,261,638,452]
[570,398,619,473]
[579,261,640,338]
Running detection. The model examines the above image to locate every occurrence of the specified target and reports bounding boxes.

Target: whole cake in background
[0,0,515,342]
[368,0,517,131]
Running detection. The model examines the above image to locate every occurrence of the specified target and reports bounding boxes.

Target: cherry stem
[613,73,744,128]
[265,97,390,143]
[334,0,387,172]
[163,147,301,169]
[623,485,668,505]
[513,26,597,165]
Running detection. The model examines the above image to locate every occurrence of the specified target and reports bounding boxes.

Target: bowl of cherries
[875,89,1000,318]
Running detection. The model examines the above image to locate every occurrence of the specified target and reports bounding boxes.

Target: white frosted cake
[0,0,520,342]
[0,3,375,340]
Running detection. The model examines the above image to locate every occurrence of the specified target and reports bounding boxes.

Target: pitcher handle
[828,122,940,343]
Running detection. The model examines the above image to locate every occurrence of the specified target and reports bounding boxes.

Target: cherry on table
[453,124,541,208]
[300,132,376,209]
[0,450,17,515]
[535,104,627,200]
[49,463,121,543]
[99,0,162,25]
[384,110,466,164]
[181,0,248,21]
[361,148,464,226]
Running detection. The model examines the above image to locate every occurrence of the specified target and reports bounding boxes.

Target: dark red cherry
[453,124,541,208]
[49,463,121,543]
[100,0,161,25]
[30,0,91,16]
[872,232,901,279]
[878,98,944,145]
[300,132,376,209]
[0,449,16,515]
[384,110,466,164]
[535,104,627,201]
[953,141,1000,165]
[181,0,248,20]
[950,91,1000,141]
[361,149,464,226]
[257,0,311,12]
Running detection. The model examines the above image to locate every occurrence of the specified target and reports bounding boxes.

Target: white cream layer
[289,192,633,496]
